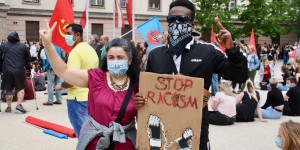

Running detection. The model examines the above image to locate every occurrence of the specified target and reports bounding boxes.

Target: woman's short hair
[269,78,278,88]
[280,120,300,149]
[101,38,141,83]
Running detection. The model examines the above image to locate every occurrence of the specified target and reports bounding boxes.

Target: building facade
[0,0,298,45]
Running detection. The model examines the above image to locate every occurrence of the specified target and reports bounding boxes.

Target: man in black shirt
[267,45,277,67]
[283,77,300,116]
[134,1,248,149]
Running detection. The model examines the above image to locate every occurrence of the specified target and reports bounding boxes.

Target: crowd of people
[1,0,300,149]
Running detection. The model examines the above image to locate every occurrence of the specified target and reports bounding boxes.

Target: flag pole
[120,26,138,38]
[120,16,157,38]
[86,0,89,41]
[132,0,135,41]
[113,0,116,38]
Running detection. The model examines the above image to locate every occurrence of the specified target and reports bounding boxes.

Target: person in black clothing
[283,44,290,66]
[283,77,300,116]
[0,32,31,113]
[267,45,278,69]
[278,66,291,91]
[236,81,266,122]
[287,63,295,76]
[37,39,44,71]
[88,34,101,57]
[261,78,284,119]
[133,1,248,149]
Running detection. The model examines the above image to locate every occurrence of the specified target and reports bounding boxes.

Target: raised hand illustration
[178,128,193,150]
[148,114,162,150]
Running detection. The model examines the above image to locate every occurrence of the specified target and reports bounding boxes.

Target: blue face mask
[107,60,128,77]
[65,35,75,46]
[275,136,283,149]
[87,40,91,45]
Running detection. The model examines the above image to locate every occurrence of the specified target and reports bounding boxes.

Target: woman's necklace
[109,75,129,91]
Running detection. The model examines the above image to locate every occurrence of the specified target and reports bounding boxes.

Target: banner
[126,0,133,28]
[137,16,163,50]
[49,0,74,54]
[115,0,124,28]
[248,28,257,55]
[137,72,204,150]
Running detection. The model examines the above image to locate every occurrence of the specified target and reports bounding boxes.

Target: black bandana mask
[167,22,193,57]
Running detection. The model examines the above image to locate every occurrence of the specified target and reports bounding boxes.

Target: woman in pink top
[209,82,236,125]
[39,22,141,150]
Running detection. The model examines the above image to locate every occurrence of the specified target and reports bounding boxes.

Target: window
[228,0,236,10]
[121,25,132,42]
[23,0,39,3]
[90,0,104,7]
[26,21,39,42]
[149,0,160,10]
[91,24,103,37]
[120,0,126,8]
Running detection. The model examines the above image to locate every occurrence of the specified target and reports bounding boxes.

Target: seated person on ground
[278,66,291,91]
[33,67,46,91]
[236,81,266,122]
[209,82,236,126]
[259,59,274,90]
[287,63,295,77]
[261,78,284,119]
[276,120,300,149]
[283,77,300,116]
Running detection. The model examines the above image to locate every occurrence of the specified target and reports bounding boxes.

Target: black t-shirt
[261,88,284,109]
[286,87,300,114]
[267,50,277,61]
[282,74,290,86]
[289,67,295,76]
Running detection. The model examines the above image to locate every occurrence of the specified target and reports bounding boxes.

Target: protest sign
[137,72,204,150]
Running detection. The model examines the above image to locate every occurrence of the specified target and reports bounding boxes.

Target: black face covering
[167,22,193,57]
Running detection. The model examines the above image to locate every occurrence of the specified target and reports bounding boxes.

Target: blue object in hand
[43,129,68,139]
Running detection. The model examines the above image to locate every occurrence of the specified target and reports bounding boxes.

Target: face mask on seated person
[107,60,129,77]
[275,136,283,149]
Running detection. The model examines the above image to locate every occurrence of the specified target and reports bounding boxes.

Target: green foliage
[238,0,295,39]
[194,0,240,38]
[288,0,300,38]
[194,0,300,40]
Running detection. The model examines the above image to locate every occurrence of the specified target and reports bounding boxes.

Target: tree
[194,0,240,40]
[238,0,295,43]
[289,0,300,42]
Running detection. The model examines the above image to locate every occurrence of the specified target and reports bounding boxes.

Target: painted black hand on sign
[178,128,193,149]
[148,115,161,150]
[149,115,161,139]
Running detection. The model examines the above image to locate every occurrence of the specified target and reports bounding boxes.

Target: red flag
[80,9,86,28]
[248,28,257,55]
[126,0,133,28]
[115,0,124,28]
[210,24,215,43]
[49,0,74,54]
[219,45,226,53]
[211,24,225,53]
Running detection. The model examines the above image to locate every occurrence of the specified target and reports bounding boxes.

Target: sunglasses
[166,15,191,24]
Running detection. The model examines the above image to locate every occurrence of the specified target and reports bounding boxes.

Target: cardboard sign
[137,72,204,150]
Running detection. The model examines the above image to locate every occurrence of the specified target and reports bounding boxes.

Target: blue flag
[137,16,163,50]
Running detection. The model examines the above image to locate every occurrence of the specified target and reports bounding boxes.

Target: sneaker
[16,104,27,113]
[43,102,53,106]
[5,107,12,113]
[53,101,62,105]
